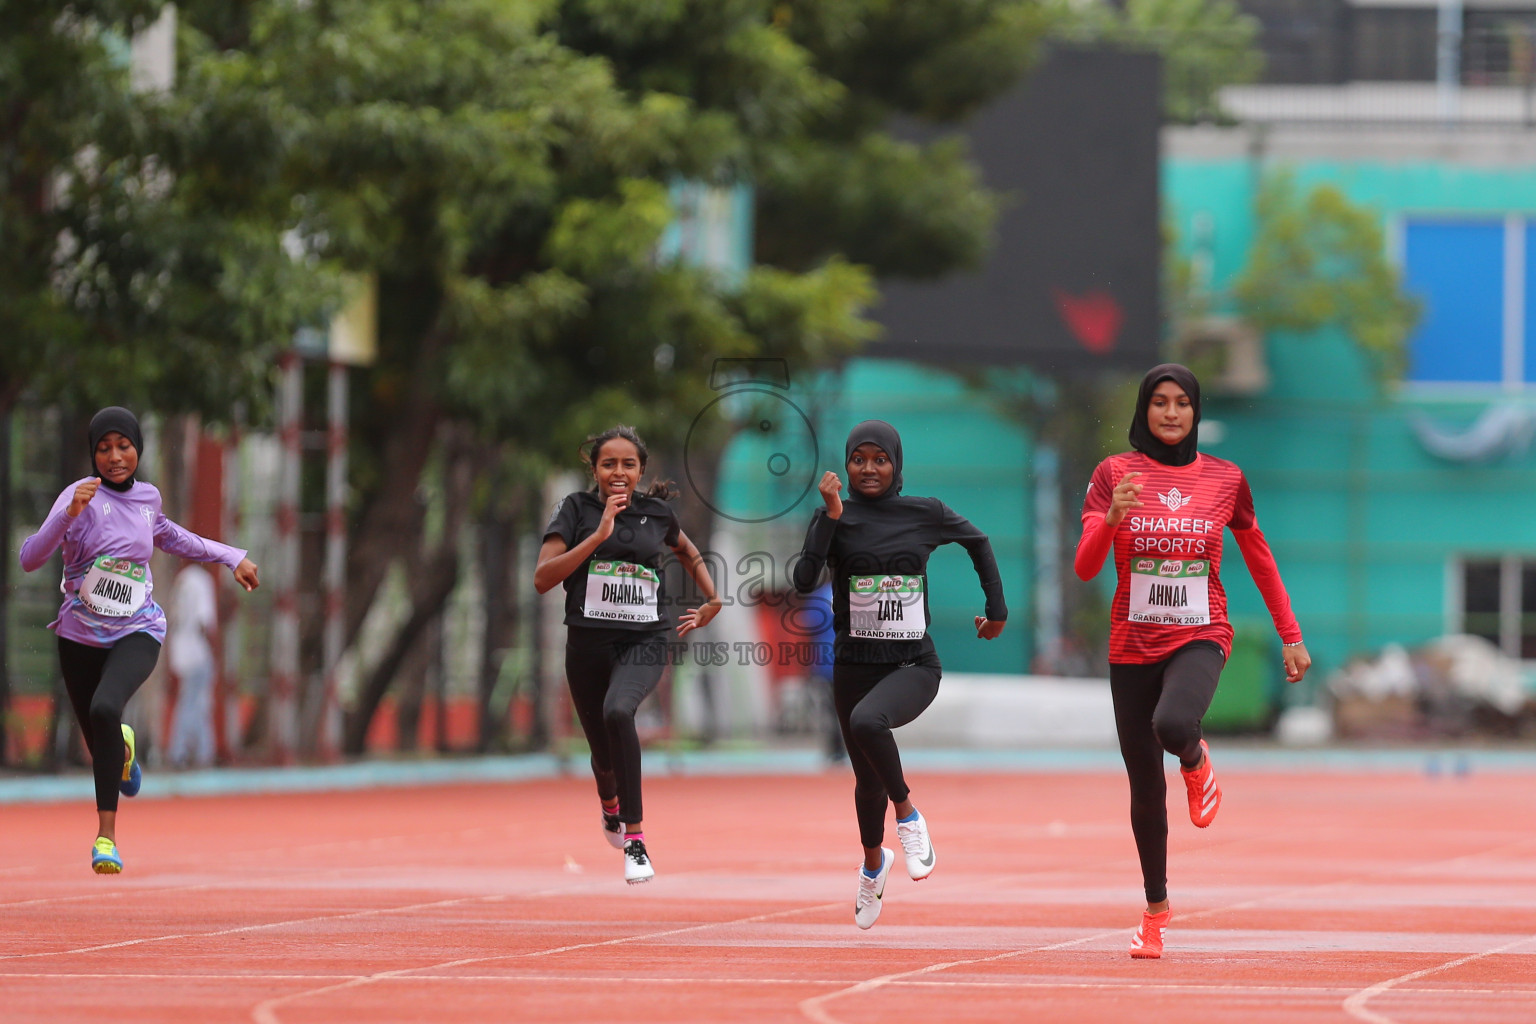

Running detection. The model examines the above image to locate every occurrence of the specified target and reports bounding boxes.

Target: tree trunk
[430,614,449,754]
[476,503,514,752]
[393,616,432,753]
[340,329,450,653]
[525,519,549,751]
[340,428,483,754]
[342,546,459,755]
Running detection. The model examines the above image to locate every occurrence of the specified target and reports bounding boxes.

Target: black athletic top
[791,497,1007,665]
[545,491,681,631]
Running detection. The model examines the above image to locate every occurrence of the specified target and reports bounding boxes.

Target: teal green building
[1165,130,1536,693]
[719,131,1536,697]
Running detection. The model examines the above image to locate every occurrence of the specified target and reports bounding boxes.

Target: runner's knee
[847,705,889,747]
[1151,708,1200,757]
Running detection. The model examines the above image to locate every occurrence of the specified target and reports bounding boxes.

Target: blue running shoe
[91,836,122,875]
[119,724,141,797]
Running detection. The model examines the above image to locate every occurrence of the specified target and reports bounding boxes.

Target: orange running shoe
[1180,738,1221,828]
[1129,907,1171,959]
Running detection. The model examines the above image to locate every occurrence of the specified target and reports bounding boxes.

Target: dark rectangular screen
[872,46,1162,374]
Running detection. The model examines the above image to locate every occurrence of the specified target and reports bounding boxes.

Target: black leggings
[565,626,668,826]
[1109,641,1225,904]
[58,633,161,813]
[834,654,942,849]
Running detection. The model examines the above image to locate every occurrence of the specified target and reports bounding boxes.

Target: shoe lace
[625,840,648,865]
[856,870,879,909]
[603,813,622,831]
[1182,761,1208,792]
[896,818,927,859]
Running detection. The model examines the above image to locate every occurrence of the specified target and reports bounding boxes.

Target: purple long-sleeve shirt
[19,478,247,647]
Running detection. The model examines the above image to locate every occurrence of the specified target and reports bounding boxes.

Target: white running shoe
[895,810,935,880]
[602,811,625,850]
[623,837,654,884]
[854,848,894,929]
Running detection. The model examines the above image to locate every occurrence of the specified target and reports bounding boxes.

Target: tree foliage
[1053,0,1263,123]
[1232,171,1421,379]
[12,0,1052,751]
[0,1,327,418]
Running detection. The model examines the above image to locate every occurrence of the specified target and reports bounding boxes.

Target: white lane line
[798,929,1119,1024]
[1342,931,1536,1024]
[248,899,847,1024]
[0,876,615,963]
[1,972,1531,999]
[0,824,508,910]
[797,833,1536,1024]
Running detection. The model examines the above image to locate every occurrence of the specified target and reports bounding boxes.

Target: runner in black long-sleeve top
[535,425,722,885]
[792,420,1007,929]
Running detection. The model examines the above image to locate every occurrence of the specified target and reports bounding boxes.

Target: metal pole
[1437,0,1463,125]
[318,362,348,760]
[1033,444,1061,672]
[269,352,303,762]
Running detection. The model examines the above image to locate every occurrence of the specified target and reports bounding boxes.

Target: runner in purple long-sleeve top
[18,407,260,874]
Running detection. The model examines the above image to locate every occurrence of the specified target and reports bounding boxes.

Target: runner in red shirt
[1075,364,1312,959]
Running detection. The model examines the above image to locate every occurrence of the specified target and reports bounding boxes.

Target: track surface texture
[2,762,1533,1023]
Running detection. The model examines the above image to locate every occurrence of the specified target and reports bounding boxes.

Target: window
[1456,557,1536,658]
[1403,220,1509,385]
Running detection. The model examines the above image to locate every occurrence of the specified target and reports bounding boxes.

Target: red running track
[0,764,1533,1023]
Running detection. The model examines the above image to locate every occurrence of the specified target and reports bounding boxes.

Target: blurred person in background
[167,563,220,768]
[1076,364,1311,959]
[18,407,260,874]
[534,425,722,885]
[793,420,1006,929]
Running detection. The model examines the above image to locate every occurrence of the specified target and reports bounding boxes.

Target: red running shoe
[1180,738,1221,828]
[1129,907,1171,959]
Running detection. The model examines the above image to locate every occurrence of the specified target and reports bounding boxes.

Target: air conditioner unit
[1172,316,1269,395]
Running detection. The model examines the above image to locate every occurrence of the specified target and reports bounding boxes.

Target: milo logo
[854,577,875,592]
[594,562,613,573]
[617,563,637,575]
[1159,560,1182,577]
[1187,561,1207,575]
[878,577,903,591]
[114,559,133,573]
[130,565,146,581]
[1136,559,1156,573]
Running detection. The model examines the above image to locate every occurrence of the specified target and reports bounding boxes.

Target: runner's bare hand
[677,598,722,637]
[67,478,101,517]
[1283,642,1311,684]
[819,471,844,520]
[233,558,260,592]
[1105,472,1144,527]
[595,492,628,541]
[975,616,1005,640]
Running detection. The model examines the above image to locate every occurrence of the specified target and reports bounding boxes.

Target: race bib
[583,560,660,623]
[79,556,150,618]
[848,575,927,640]
[1128,557,1211,626]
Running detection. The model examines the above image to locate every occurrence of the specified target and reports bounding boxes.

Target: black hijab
[1129,363,1201,467]
[844,419,903,501]
[88,406,144,493]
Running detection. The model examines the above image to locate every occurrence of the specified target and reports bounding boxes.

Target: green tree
[1232,171,1421,379]
[0,1,326,419]
[1054,0,1264,123]
[161,0,1052,754]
